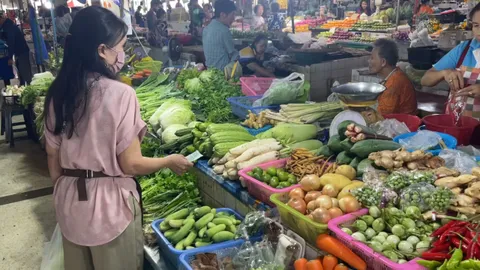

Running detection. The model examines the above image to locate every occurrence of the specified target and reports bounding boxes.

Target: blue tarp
[29,5,48,65]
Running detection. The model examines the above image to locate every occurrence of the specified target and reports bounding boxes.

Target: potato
[319,173,352,191]
[337,181,364,199]
[334,165,356,180]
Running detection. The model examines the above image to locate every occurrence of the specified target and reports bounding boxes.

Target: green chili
[438,259,448,270]
[446,248,463,270]
[417,260,442,270]
[459,259,480,270]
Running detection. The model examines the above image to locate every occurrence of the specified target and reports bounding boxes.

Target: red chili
[430,242,451,252]
[466,240,476,259]
[474,242,480,259]
[421,252,452,261]
[432,221,457,237]
[451,237,469,253]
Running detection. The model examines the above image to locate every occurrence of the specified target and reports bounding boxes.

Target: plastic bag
[253,73,305,106]
[352,166,396,207]
[399,183,436,212]
[40,224,64,270]
[232,239,280,270]
[385,170,436,192]
[370,118,410,138]
[398,130,441,151]
[457,145,480,157]
[439,149,478,174]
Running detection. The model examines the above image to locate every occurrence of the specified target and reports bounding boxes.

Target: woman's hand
[165,154,193,175]
[456,84,480,98]
[443,69,464,91]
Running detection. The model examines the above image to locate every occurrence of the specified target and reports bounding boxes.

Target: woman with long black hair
[43,7,192,269]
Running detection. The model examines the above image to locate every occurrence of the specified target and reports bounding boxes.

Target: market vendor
[251,4,266,31]
[417,0,434,15]
[203,0,238,70]
[357,0,372,16]
[421,3,480,119]
[238,34,274,77]
[43,7,192,269]
[369,39,417,115]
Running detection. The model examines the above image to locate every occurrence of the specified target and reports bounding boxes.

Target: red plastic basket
[384,114,422,132]
[423,114,480,146]
[240,76,274,96]
[328,209,426,270]
[238,158,299,207]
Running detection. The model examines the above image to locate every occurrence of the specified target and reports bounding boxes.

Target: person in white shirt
[251,4,265,31]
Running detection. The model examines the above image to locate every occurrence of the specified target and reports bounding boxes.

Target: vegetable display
[263,102,342,124]
[285,148,336,178]
[158,206,240,250]
[316,234,367,270]
[247,166,298,189]
[368,149,445,171]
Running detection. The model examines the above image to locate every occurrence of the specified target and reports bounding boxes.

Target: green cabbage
[159,107,195,129]
[162,124,188,144]
[184,78,202,94]
[199,70,215,83]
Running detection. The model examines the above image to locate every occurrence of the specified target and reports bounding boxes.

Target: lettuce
[199,69,215,83]
[161,124,187,144]
[184,78,202,94]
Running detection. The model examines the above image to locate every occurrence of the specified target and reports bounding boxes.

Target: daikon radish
[222,170,228,178]
[225,160,236,169]
[227,169,237,178]
[213,165,225,174]
[233,141,282,163]
[229,139,277,156]
[217,152,236,165]
[237,151,279,170]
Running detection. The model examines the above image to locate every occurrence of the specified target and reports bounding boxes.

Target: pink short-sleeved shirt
[44,75,147,246]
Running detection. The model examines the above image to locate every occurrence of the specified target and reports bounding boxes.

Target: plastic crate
[393,131,457,156]
[243,124,272,136]
[238,159,300,207]
[269,193,328,245]
[227,96,279,120]
[151,208,245,268]
[328,209,424,270]
[179,244,242,270]
[240,76,273,96]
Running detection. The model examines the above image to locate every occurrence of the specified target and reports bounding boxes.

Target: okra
[206,224,226,238]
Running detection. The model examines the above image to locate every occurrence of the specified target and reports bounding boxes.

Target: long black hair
[44,6,128,139]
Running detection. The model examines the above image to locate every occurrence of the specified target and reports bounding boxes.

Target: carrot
[306,259,324,270]
[143,69,152,74]
[316,234,366,270]
[333,264,348,270]
[322,255,338,270]
[134,72,144,76]
[131,75,143,79]
[294,258,308,270]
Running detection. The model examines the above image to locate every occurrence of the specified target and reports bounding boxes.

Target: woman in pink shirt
[43,7,192,270]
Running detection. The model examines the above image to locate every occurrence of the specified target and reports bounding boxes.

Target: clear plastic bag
[385,170,436,192]
[40,224,64,270]
[232,239,281,270]
[439,149,478,174]
[253,73,305,106]
[457,145,480,157]
[370,118,411,138]
[352,166,396,207]
[398,130,442,151]
[399,183,436,212]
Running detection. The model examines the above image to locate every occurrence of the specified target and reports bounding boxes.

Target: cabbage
[148,98,191,130]
[270,123,318,143]
[184,78,202,94]
[159,107,195,129]
[199,70,215,83]
[162,124,187,144]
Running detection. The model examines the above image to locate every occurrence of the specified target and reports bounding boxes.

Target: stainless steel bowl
[331,82,386,104]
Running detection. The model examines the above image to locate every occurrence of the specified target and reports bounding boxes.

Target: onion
[300,174,321,191]
[331,198,339,208]
[322,184,339,197]
[311,208,332,223]
[328,207,344,219]
[307,214,314,221]
[339,196,361,213]
[287,198,307,214]
[307,200,316,213]
[304,191,322,204]
[315,195,333,209]
[289,188,305,200]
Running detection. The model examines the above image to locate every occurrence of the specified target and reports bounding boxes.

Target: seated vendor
[238,34,275,77]
[369,39,417,115]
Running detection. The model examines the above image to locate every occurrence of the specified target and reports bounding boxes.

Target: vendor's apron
[445,40,480,120]
[63,169,144,225]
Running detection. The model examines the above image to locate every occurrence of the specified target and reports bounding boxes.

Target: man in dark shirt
[146,0,162,31]
[0,15,31,85]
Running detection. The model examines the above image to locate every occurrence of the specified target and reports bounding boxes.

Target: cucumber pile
[158,206,241,250]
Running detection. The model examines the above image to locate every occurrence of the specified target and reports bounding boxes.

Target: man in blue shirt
[202,0,238,70]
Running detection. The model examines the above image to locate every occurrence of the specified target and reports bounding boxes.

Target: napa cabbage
[162,124,188,144]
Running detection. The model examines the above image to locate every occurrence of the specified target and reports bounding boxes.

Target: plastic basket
[151,208,245,267]
[179,244,243,270]
[227,96,279,120]
[238,159,300,207]
[269,193,328,245]
[240,76,274,96]
[422,114,479,146]
[243,124,273,136]
[328,209,424,270]
[393,131,457,156]
[383,114,422,132]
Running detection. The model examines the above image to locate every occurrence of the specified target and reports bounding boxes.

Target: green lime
[262,173,272,183]
[279,181,290,188]
[269,177,279,188]
[277,171,289,182]
[288,176,297,185]
[253,172,263,181]
[252,167,263,175]
[276,168,286,174]
[276,183,285,189]
[266,167,277,176]
[247,171,254,177]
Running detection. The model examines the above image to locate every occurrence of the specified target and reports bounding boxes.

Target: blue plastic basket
[227,96,279,120]
[393,131,457,156]
[243,124,272,136]
[179,243,244,270]
[151,208,246,268]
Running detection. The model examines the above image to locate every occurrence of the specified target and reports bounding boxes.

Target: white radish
[237,151,279,171]
[222,170,228,178]
[225,160,236,169]
[233,141,282,163]
[211,157,220,164]
[213,165,225,174]
[228,174,239,180]
[227,169,238,178]
[217,152,236,165]
[229,138,277,156]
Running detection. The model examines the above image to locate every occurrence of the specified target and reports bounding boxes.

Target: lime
[277,171,289,182]
[279,181,290,188]
[253,172,263,181]
[252,167,263,175]
[247,171,254,177]
[269,177,279,188]
[288,174,297,184]
[276,183,285,189]
[266,167,277,176]
[262,173,272,183]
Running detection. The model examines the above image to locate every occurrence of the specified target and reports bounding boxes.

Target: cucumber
[183,231,197,247]
[327,135,343,153]
[350,140,401,158]
[349,156,361,170]
[195,241,212,247]
[212,231,235,243]
[192,129,204,139]
[175,239,185,250]
[194,206,212,218]
[198,226,207,238]
[227,224,237,234]
[206,224,226,238]
[186,246,195,250]
[210,208,217,215]
[212,218,233,226]
[178,133,194,144]
[340,138,355,154]
[207,222,216,229]
[195,213,215,230]
[337,120,355,140]
[317,145,334,157]
[158,141,178,151]
[175,128,194,137]
[164,229,178,239]
[170,219,195,244]
[159,220,171,232]
[336,151,354,165]
[164,209,189,223]
[357,159,374,177]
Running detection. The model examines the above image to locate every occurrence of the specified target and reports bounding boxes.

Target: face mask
[109,48,125,74]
